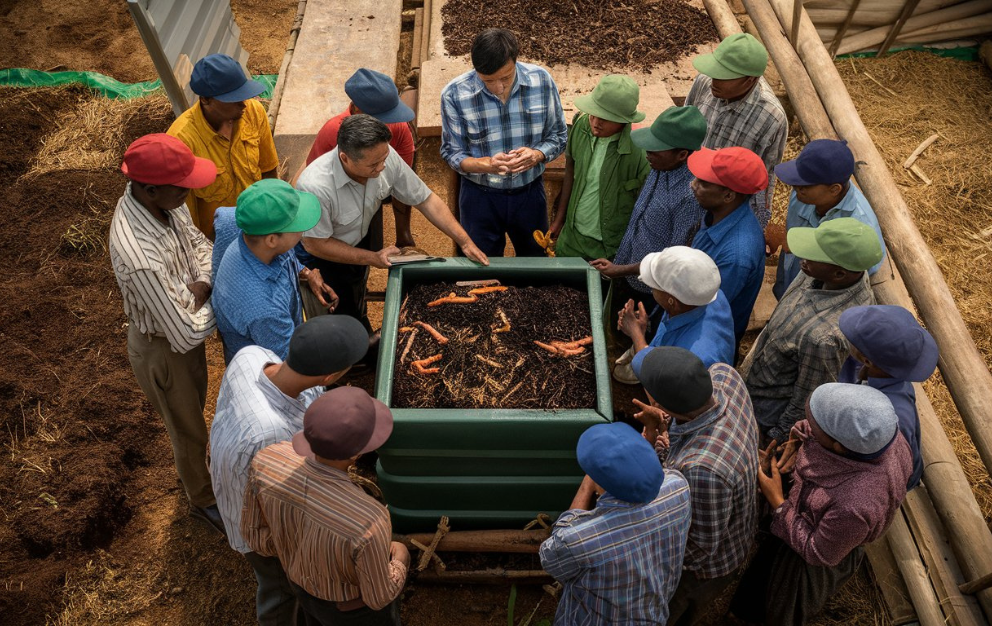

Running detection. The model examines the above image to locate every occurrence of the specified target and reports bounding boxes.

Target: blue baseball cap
[345,68,414,124]
[775,139,855,186]
[839,305,938,382]
[190,54,267,102]
[576,422,664,504]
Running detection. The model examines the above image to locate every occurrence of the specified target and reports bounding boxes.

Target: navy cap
[190,54,266,102]
[345,69,414,124]
[776,139,855,187]
[576,422,664,504]
[839,305,938,382]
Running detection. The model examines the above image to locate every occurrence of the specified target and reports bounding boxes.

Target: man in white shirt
[209,315,369,625]
[109,133,221,531]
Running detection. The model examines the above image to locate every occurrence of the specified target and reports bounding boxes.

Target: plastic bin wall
[374,258,614,532]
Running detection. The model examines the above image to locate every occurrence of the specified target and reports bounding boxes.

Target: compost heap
[392,282,597,409]
[440,0,718,70]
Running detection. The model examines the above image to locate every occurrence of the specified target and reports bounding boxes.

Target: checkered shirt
[685,75,788,228]
[662,364,759,579]
[440,62,567,190]
[539,471,691,626]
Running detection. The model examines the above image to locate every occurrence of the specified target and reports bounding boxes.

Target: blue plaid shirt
[540,472,691,626]
[614,164,705,293]
[440,62,567,190]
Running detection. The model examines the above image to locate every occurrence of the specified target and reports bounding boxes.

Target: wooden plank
[411,8,424,69]
[417,0,705,136]
[274,0,402,177]
[864,540,918,625]
[887,513,948,626]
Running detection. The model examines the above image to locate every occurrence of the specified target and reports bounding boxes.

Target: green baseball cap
[574,74,646,124]
[235,179,321,236]
[787,217,883,271]
[631,106,707,152]
[692,33,768,80]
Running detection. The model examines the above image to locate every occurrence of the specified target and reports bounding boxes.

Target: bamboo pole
[736,0,992,618]
[877,0,924,56]
[893,15,992,43]
[903,488,986,626]
[396,529,549,554]
[832,0,992,55]
[703,0,745,37]
[887,513,948,626]
[764,0,992,507]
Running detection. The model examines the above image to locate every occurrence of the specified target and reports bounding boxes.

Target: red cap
[121,134,217,188]
[687,147,768,195]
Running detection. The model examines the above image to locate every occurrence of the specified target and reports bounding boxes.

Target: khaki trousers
[127,324,215,507]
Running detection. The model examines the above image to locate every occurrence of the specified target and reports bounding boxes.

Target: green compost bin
[374,257,613,532]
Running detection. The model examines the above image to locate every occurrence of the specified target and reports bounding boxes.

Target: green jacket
[556,114,649,260]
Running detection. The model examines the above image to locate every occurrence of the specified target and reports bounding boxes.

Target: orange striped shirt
[241,441,407,609]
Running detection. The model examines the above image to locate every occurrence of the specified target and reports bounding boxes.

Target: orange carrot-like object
[468,286,509,296]
[427,292,479,306]
[411,353,442,375]
[414,321,449,344]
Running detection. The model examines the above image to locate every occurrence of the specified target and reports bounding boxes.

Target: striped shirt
[539,472,692,626]
[242,441,407,609]
[663,364,758,579]
[685,75,788,228]
[109,185,216,353]
[440,62,567,190]
[208,346,321,553]
[743,272,875,442]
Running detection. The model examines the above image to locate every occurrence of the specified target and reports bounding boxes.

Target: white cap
[639,247,721,306]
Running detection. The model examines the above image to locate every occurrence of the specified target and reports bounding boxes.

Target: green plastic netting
[0,68,278,99]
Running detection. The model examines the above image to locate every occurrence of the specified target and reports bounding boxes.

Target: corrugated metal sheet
[127,0,250,116]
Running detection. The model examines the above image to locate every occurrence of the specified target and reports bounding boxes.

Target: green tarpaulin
[0,68,278,99]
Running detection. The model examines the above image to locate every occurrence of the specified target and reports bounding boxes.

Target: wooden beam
[828,0,864,57]
[790,0,803,44]
[702,0,744,37]
[876,0,924,56]
[832,0,992,55]
[396,528,549,553]
[962,571,992,596]
[865,539,919,625]
[887,513,948,626]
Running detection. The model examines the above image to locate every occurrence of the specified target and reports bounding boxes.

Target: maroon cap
[292,387,394,461]
[688,146,768,195]
[121,133,217,188]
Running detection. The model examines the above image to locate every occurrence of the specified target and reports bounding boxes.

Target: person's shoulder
[518,61,553,82]
[167,106,205,146]
[754,79,788,123]
[442,69,479,98]
[242,98,270,126]
[254,439,300,469]
[298,150,337,189]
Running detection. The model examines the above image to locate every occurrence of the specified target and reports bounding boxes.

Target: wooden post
[702,0,745,37]
[833,0,992,55]
[828,0,864,56]
[887,513,948,626]
[739,0,992,618]
[764,0,992,513]
[790,0,803,44]
[396,528,549,554]
[876,0,923,56]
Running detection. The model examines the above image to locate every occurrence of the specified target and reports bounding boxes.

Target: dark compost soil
[0,87,174,624]
[440,0,718,71]
[392,283,596,409]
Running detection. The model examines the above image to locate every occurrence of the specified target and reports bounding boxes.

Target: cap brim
[774,160,816,186]
[574,94,642,124]
[359,399,394,455]
[786,227,835,265]
[901,332,939,382]
[284,191,322,233]
[630,127,678,152]
[213,78,267,102]
[686,148,722,185]
[292,430,313,459]
[174,155,218,189]
[692,54,746,80]
[371,100,416,124]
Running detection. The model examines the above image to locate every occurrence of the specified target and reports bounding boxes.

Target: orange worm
[414,321,449,344]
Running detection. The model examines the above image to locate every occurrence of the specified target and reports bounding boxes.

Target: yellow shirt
[167,99,279,239]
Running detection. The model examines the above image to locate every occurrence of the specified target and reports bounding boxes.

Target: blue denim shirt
[691,203,766,342]
[632,290,736,376]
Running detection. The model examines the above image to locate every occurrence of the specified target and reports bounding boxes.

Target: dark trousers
[667,567,741,626]
[244,551,304,626]
[730,534,863,626]
[306,228,374,335]
[458,176,547,258]
[291,583,401,626]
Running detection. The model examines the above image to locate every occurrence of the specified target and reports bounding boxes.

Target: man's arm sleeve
[440,90,470,172]
[127,268,215,352]
[183,211,214,283]
[538,529,582,582]
[240,470,276,557]
[246,312,297,361]
[533,75,567,162]
[355,536,407,610]
[682,468,732,565]
[772,334,845,442]
[772,499,869,568]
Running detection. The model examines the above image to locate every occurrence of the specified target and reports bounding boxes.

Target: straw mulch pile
[833,50,992,521]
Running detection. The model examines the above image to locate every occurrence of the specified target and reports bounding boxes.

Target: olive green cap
[574,74,646,124]
[787,217,883,271]
[692,33,768,79]
[631,106,707,152]
[235,179,321,236]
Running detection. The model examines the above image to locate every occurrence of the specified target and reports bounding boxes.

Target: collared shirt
[242,441,408,609]
[306,107,415,167]
[685,75,788,228]
[838,357,923,490]
[209,346,322,553]
[213,236,303,362]
[615,164,705,293]
[662,364,758,578]
[556,114,649,260]
[167,99,279,239]
[440,62,567,190]
[539,472,692,626]
[632,290,736,375]
[297,146,431,247]
[744,272,875,442]
[774,185,886,298]
[772,420,912,567]
[691,203,766,341]
[211,205,239,281]
[109,185,215,354]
